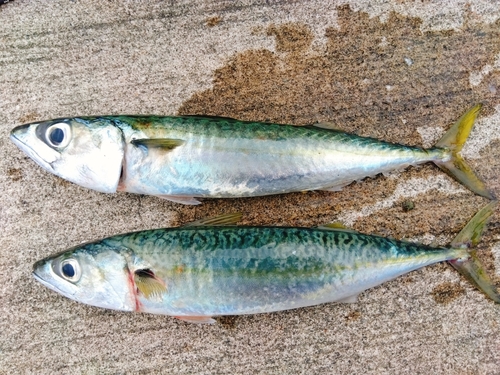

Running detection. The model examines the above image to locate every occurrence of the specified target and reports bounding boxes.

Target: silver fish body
[10,105,494,203]
[31,224,473,321]
[33,202,500,323]
[116,116,446,197]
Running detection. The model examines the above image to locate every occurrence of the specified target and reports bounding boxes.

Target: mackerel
[33,204,500,323]
[10,105,494,204]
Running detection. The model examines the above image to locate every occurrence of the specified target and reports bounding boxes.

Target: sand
[1,1,499,373]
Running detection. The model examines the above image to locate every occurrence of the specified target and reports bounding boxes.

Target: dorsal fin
[308,122,342,130]
[179,115,241,122]
[183,213,242,227]
[131,138,185,152]
[317,222,359,233]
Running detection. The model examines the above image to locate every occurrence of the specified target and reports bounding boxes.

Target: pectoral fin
[134,269,167,300]
[174,316,216,324]
[184,213,242,227]
[131,138,185,152]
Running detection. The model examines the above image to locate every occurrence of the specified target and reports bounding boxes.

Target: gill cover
[32,245,135,312]
[10,117,124,193]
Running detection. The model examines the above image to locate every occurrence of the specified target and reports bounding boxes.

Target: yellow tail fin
[434,104,495,199]
[448,201,500,303]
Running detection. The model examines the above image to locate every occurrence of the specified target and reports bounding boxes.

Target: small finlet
[174,316,216,324]
[184,213,243,227]
[155,195,202,205]
[134,269,167,300]
[131,138,185,152]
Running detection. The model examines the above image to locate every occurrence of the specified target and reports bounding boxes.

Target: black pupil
[49,127,65,145]
[62,263,75,278]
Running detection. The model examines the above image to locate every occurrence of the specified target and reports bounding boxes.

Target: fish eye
[45,122,71,148]
[59,258,81,283]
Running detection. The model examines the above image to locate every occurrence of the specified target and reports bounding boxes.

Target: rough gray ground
[1,1,500,374]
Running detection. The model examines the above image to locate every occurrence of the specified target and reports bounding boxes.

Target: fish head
[10,117,124,193]
[33,244,136,312]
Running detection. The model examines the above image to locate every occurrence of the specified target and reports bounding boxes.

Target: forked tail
[448,200,500,303]
[434,104,495,199]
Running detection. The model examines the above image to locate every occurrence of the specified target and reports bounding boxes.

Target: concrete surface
[1,1,499,374]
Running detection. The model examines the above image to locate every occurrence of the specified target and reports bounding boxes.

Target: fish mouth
[10,132,55,172]
[32,267,68,296]
[31,271,62,294]
[32,270,53,288]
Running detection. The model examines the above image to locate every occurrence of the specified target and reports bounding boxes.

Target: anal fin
[155,195,202,205]
[319,181,353,192]
[319,185,347,192]
[336,295,359,303]
[175,316,216,324]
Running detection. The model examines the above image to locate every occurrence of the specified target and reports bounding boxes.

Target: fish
[33,202,500,324]
[10,105,494,205]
